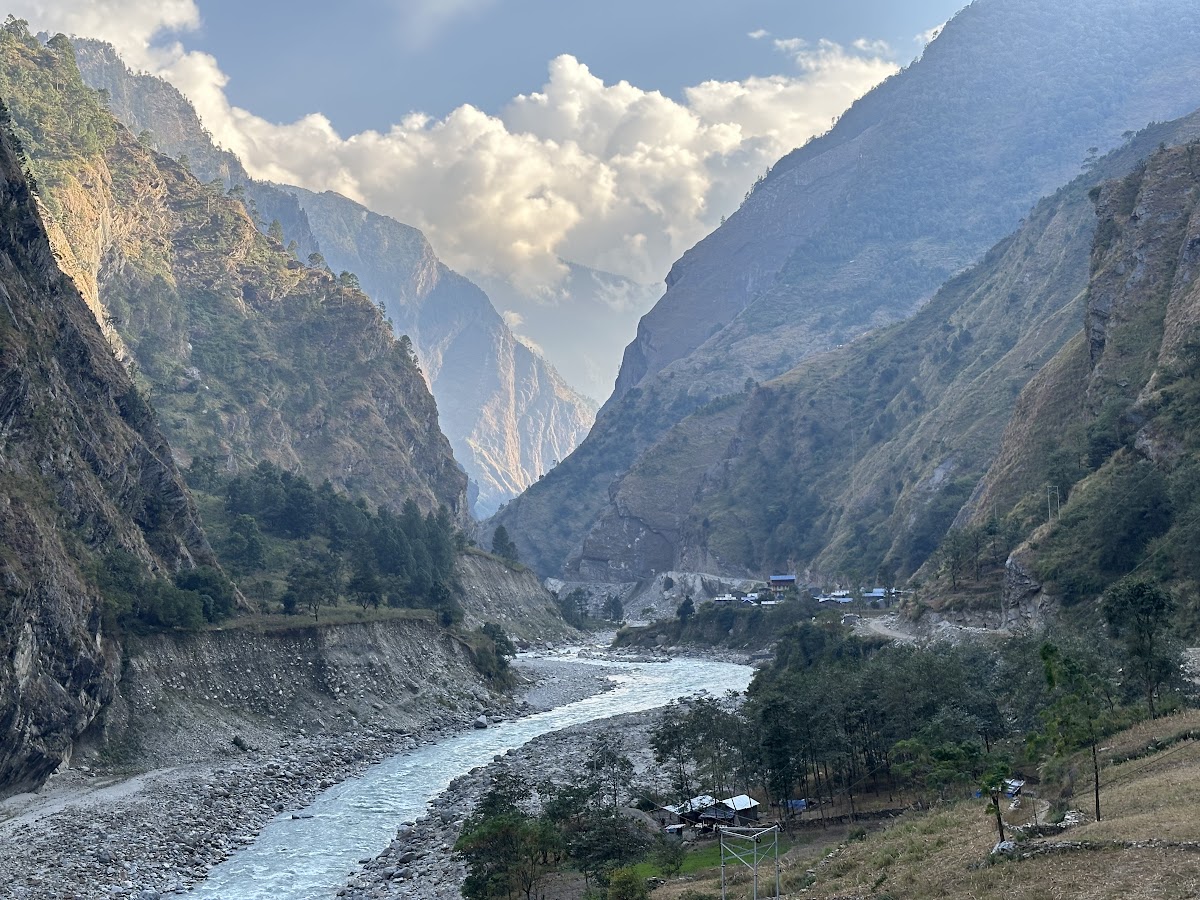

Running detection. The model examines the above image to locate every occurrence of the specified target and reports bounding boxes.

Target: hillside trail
[856,614,919,643]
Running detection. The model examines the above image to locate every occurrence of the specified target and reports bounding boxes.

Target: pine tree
[491,525,519,563]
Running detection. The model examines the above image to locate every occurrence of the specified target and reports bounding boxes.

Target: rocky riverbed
[335,689,695,899]
[0,656,619,900]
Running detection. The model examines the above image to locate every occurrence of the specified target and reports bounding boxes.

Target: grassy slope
[649,711,1200,900]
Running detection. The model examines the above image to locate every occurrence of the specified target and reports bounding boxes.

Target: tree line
[191,458,466,623]
[650,580,1180,829]
[455,733,677,900]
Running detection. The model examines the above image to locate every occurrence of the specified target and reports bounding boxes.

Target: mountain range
[8,0,1200,798]
[71,38,596,517]
[490,0,1200,598]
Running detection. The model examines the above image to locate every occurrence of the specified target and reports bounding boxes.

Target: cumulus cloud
[747,28,770,40]
[10,1,899,292]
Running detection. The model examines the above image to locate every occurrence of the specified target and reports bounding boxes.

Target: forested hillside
[0,23,467,518]
[72,38,596,517]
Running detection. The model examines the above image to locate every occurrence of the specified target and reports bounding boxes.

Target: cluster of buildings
[712,574,799,606]
[711,575,900,607]
[657,793,762,833]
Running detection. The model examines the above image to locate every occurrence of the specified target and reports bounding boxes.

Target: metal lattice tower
[719,824,781,899]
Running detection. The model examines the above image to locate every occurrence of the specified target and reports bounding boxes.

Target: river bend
[190,652,753,899]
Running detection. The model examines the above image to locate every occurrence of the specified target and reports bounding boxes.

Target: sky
[11,0,965,399]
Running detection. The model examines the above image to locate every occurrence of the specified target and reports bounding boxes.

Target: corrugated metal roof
[664,794,719,816]
[722,794,760,811]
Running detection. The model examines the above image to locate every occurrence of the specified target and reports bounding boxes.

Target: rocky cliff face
[494,0,1200,578]
[71,39,595,519]
[285,188,595,517]
[0,115,214,796]
[967,140,1200,623]
[0,29,466,518]
[70,38,323,264]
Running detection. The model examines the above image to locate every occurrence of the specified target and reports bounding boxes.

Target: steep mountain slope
[473,262,660,405]
[283,187,595,517]
[609,0,1200,408]
[494,0,1200,577]
[525,115,1200,586]
[0,114,214,795]
[71,38,595,518]
[681,117,1200,584]
[0,27,466,517]
[965,140,1200,626]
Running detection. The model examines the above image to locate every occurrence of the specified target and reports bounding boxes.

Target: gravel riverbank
[336,705,667,900]
[0,655,619,900]
[334,646,750,900]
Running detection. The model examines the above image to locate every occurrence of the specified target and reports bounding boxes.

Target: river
[190,651,753,899]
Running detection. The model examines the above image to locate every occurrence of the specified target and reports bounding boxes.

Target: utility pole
[1045,485,1060,523]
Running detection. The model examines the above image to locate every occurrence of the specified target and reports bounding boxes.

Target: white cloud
[852,38,892,56]
[11,2,898,292]
[6,0,199,71]
[747,28,770,40]
[916,22,945,47]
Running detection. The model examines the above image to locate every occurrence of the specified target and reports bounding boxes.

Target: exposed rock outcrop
[0,113,213,796]
[72,38,595,518]
[456,552,578,642]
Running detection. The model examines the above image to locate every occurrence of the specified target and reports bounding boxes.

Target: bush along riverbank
[338,705,665,900]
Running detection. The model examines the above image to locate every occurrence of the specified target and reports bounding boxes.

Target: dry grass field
[648,710,1200,900]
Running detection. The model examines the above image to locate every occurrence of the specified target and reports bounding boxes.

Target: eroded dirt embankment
[0,617,588,900]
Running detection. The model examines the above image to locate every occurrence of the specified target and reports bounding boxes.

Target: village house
[768,574,796,594]
[660,793,762,830]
